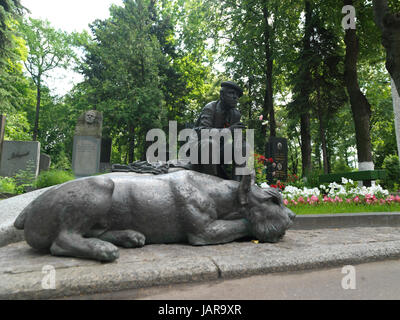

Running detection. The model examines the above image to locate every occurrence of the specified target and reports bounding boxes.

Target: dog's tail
[14,206,28,230]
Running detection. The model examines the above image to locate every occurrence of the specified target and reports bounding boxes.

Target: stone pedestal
[72,136,101,177]
[72,110,103,177]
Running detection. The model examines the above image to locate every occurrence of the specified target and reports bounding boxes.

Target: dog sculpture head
[238,175,296,243]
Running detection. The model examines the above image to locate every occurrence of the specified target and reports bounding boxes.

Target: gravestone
[0,141,40,178]
[72,110,103,177]
[39,153,51,173]
[266,137,288,183]
[100,137,112,173]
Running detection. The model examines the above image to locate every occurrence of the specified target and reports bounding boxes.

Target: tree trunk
[262,5,276,140]
[248,76,254,119]
[373,0,400,94]
[33,77,41,141]
[317,109,329,174]
[315,142,321,171]
[299,0,313,177]
[288,142,298,176]
[391,78,400,157]
[343,0,373,166]
[316,83,329,174]
[300,112,312,176]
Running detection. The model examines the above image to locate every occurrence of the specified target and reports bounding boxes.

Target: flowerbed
[260,178,400,214]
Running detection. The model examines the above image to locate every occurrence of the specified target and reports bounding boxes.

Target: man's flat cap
[221,81,243,97]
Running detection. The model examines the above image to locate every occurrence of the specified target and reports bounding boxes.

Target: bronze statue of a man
[193,81,247,181]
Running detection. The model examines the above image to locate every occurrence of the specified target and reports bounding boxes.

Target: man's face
[85,111,96,124]
[221,88,239,109]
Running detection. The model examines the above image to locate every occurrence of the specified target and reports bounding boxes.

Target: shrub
[0,177,17,194]
[35,170,74,189]
[304,169,322,188]
[382,154,400,191]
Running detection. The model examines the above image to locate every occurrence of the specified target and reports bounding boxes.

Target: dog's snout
[287,209,296,221]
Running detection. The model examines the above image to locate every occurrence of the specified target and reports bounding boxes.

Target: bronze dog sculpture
[14,170,295,262]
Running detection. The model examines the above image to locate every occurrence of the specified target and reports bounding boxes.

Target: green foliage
[0,176,17,194]
[382,154,400,191]
[75,0,215,163]
[0,0,23,64]
[4,111,31,140]
[13,160,37,193]
[332,159,354,173]
[0,3,31,115]
[19,18,80,84]
[0,0,397,182]
[304,169,323,189]
[35,170,74,189]
[79,0,166,162]
[18,17,84,139]
[253,154,267,186]
[285,172,306,189]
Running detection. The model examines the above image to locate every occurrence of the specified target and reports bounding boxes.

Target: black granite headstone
[266,137,288,183]
[100,137,112,173]
[100,138,112,163]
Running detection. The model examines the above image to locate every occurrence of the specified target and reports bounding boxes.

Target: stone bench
[319,170,387,187]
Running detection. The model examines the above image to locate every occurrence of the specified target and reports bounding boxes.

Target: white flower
[341,177,348,184]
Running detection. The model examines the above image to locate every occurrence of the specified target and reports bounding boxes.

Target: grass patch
[289,203,400,215]
[35,170,75,189]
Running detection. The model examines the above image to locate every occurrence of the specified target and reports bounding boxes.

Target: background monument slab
[0,141,40,178]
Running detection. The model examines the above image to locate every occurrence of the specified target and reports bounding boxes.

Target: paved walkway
[65,258,400,300]
[2,226,400,299]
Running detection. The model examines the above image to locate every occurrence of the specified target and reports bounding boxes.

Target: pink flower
[284,199,289,206]
[298,196,305,204]
[395,195,400,203]
[353,196,360,203]
[259,115,264,121]
[335,196,343,203]
[380,199,386,205]
[291,200,298,206]
[346,198,352,204]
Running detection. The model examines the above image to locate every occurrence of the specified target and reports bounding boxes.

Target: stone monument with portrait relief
[72,110,103,177]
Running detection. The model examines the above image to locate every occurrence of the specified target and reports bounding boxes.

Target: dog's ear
[238,174,252,205]
[261,187,282,205]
